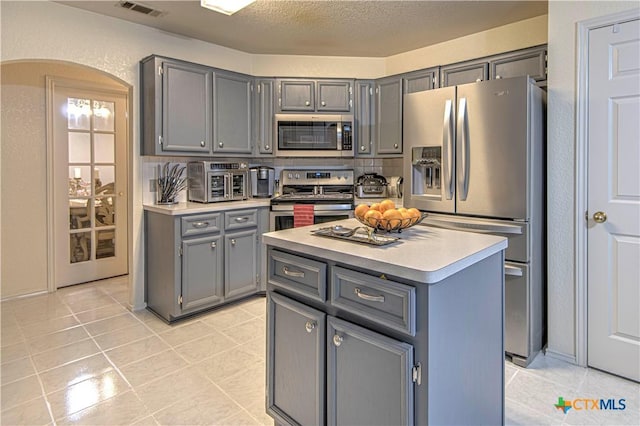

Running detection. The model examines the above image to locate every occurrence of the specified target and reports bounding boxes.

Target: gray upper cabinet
[214,71,253,154]
[375,76,403,155]
[440,59,489,87]
[327,316,414,426]
[254,79,274,155]
[279,80,315,111]
[317,80,352,111]
[355,80,374,155]
[403,67,438,94]
[490,45,547,82]
[141,56,213,155]
[278,79,353,112]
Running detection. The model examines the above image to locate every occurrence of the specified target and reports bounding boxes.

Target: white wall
[546,0,638,361]
[386,15,548,76]
[1,0,549,309]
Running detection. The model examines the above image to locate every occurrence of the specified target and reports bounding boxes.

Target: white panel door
[587,19,640,382]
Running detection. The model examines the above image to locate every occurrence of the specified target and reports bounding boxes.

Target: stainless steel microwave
[187,161,248,203]
[274,114,354,157]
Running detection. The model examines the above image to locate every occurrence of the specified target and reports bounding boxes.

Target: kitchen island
[263,218,508,426]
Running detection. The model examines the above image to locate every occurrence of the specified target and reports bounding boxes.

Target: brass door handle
[593,211,607,223]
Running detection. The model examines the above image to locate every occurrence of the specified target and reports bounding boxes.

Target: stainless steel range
[270,169,354,231]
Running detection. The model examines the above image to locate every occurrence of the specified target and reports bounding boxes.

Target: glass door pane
[66,96,117,262]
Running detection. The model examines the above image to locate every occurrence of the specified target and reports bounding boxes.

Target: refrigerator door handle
[505,264,524,277]
[443,99,454,200]
[457,97,470,201]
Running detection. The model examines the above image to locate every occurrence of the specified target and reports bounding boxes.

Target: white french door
[51,82,128,287]
[587,18,640,382]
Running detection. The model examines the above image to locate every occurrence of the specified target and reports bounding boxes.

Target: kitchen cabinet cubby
[145,207,269,322]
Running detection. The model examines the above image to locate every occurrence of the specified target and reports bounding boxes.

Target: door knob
[333,334,343,347]
[305,321,316,333]
[593,211,607,223]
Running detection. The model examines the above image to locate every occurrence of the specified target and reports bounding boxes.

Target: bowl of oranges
[354,199,427,232]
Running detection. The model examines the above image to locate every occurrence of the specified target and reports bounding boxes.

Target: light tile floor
[1,276,638,425]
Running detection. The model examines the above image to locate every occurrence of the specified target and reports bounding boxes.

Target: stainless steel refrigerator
[403,76,545,367]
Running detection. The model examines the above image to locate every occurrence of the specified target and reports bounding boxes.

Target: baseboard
[545,348,578,365]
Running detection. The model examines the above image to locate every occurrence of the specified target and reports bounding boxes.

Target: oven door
[270,210,354,231]
[227,171,247,200]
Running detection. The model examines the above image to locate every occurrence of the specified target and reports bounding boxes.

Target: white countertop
[143,199,271,216]
[262,218,507,284]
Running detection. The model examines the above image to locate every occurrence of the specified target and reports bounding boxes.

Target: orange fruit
[379,199,396,213]
[399,209,413,227]
[354,203,369,220]
[364,209,383,227]
[407,208,421,225]
[382,208,403,229]
[369,203,381,212]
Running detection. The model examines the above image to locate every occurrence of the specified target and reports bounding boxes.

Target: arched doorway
[0,60,132,298]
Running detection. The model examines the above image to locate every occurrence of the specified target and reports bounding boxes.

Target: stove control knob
[287,173,293,179]
[295,173,300,179]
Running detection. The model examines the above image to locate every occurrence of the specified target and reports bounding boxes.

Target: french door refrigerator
[403,76,545,367]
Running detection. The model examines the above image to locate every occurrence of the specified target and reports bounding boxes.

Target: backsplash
[142,156,404,204]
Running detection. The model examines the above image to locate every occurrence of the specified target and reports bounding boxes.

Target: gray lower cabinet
[141,56,213,155]
[214,71,253,154]
[375,76,403,155]
[327,316,414,426]
[181,234,223,311]
[145,208,263,322]
[225,228,259,299]
[268,293,326,426]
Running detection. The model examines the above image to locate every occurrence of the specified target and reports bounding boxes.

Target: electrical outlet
[149,179,157,192]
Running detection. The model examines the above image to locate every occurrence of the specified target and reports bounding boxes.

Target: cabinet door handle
[234,217,249,222]
[230,239,236,246]
[354,288,385,303]
[192,221,209,228]
[305,101,310,106]
[200,141,205,147]
[393,143,399,149]
[333,334,343,347]
[218,141,224,148]
[282,266,304,278]
[210,242,216,249]
[305,321,316,333]
[265,145,270,150]
[321,101,326,107]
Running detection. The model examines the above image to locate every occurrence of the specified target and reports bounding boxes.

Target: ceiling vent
[118,1,164,17]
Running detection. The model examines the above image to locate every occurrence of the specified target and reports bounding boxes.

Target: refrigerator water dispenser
[412,146,442,197]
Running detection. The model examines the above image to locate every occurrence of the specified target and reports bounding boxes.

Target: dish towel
[293,204,315,228]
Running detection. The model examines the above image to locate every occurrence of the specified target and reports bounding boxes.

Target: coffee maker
[249,166,275,198]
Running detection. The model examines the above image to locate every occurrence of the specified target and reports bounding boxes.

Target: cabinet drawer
[330,266,416,336]
[181,213,222,237]
[225,208,258,230]
[269,250,327,302]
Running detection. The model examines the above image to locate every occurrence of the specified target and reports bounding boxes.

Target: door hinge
[349,99,353,108]
[349,86,353,95]
[256,274,259,284]
[585,210,589,222]
[158,65,163,76]
[412,363,422,386]
[159,135,163,146]
[178,295,183,305]
[257,84,261,94]
[178,246,183,256]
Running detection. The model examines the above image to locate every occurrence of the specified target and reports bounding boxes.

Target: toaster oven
[187,161,248,203]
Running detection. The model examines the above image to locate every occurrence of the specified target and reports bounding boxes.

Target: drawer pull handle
[234,217,249,222]
[192,221,209,228]
[333,334,343,347]
[355,288,385,303]
[305,321,316,333]
[210,242,216,249]
[283,266,304,278]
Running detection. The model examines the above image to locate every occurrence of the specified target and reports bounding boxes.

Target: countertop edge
[262,223,507,284]
[143,199,271,215]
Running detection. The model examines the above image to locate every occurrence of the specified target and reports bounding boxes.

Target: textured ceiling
[57,0,548,57]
